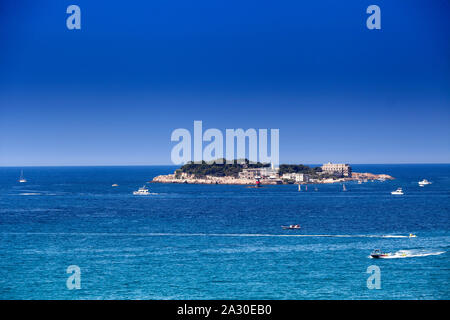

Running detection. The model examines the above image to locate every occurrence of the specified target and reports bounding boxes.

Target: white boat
[281,224,301,230]
[133,185,150,195]
[370,249,391,259]
[418,179,432,186]
[18,170,27,183]
[342,184,347,191]
[391,188,403,195]
[357,180,362,184]
[112,184,119,187]
[298,184,301,192]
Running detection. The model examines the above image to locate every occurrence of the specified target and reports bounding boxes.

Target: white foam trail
[370,250,445,259]
[0,232,412,239]
[380,235,409,238]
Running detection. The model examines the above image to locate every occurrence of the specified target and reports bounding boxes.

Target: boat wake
[369,249,445,259]
[2,232,416,239]
[17,192,61,196]
[380,235,409,238]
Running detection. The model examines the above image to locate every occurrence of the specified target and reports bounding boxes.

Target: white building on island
[321,162,352,177]
[281,173,309,183]
[239,167,279,180]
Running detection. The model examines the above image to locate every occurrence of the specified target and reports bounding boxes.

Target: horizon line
[1,162,450,168]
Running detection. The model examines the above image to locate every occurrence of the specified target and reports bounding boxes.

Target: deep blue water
[0,165,449,299]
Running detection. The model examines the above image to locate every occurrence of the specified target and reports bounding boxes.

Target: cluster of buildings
[238,162,352,182]
[238,167,279,180]
[321,162,352,177]
[280,172,310,182]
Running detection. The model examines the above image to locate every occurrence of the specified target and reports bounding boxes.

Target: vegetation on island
[176,159,269,178]
[176,159,330,180]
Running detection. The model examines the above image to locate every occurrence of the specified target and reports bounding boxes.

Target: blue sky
[0,0,449,165]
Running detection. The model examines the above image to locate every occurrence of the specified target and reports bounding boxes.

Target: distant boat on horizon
[18,170,27,183]
[133,185,150,195]
[281,224,301,230]
[418,179,432,186]
[391,188,404,195]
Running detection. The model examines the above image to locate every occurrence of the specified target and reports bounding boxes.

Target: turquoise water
[0,165,448,299]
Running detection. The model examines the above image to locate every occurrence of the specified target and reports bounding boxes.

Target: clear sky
[0,0,449,166]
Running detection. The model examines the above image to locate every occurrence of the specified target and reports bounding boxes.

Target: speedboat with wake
[133,185,150,195]
[370,249,391,259]
[282,224,301,230]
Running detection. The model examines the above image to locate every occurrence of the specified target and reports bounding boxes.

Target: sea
[0,164,448,299]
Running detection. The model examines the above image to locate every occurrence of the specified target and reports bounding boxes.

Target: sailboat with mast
[18,170,27,183]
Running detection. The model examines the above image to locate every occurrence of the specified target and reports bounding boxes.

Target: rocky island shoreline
[151,160,394,185]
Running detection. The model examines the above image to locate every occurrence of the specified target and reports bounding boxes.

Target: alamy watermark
[366,5,381,30]
[171,121,279,166]
[366,265,381,289]
[66,265,81,290]
[66,5,81,30]
[65,4,380,31]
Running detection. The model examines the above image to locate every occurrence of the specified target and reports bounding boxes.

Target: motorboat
[112,184,119,187]
[133,185,150,195]
[409,233,417,238]
[282,224,301,230]
[342,184,347,192]
[370,249,391,259]
[391,188,403,195]
[18,170,27,183]
[418,179,431,186]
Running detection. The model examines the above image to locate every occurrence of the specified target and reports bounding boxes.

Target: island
[151,159,394,185]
